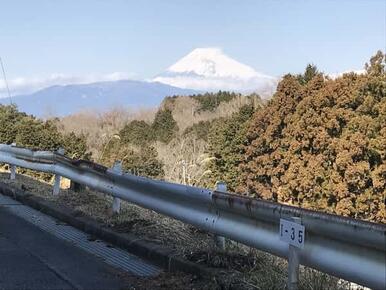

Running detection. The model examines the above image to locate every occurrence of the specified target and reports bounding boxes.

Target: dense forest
[0,51,384,223]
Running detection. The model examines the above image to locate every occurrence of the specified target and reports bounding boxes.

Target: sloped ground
[0,171,356,290]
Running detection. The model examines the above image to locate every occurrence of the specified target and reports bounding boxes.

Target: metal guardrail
[0,144,385,289]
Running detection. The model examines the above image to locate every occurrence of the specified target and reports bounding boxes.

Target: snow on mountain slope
[154,48,277,98]
[168,48,257,78]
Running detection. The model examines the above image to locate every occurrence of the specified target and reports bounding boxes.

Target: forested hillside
[98,91,261,183]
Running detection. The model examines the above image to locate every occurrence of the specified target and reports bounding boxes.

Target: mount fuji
[1,48,278,117]
[154,48,277,98]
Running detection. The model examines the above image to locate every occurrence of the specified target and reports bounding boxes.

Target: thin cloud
[327,69,366,79]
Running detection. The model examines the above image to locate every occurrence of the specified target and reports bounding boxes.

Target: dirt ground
[122,272,220,290]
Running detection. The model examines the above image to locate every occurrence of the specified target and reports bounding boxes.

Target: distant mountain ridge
[0,80,198,117]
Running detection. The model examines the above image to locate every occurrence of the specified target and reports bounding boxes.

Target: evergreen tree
[0,104,90,181]
[122,146,164,178]
[205,105,257,191]
[120,120,154,145]
[297,64,320,85]
[152,109,178,143]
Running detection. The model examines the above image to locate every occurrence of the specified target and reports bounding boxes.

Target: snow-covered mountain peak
[154,47,278,98]
[168,47,258,79]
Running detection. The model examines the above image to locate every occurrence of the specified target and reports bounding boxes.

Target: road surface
[0,194,160,290]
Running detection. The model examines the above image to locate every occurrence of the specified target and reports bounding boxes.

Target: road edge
[0,181,216,278]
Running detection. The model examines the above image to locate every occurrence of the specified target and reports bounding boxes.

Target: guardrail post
[53,148,65,196]
[112,161,122,214]
[9,143,16,180]
[10,164,16,180]
[214,181,227,250]
[287,217,301,290]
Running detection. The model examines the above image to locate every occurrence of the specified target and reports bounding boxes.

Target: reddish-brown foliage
[238,52,385,223]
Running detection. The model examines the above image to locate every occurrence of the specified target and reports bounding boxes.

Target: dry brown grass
[152,94,261,185]
[57,107,157,157]
[155,136,209,185]
[163,94,260,133]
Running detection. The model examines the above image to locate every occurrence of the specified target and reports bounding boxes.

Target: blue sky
[0,0,385,95]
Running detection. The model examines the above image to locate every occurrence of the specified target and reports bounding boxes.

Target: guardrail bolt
[53,148,65,196]
[70,181,85,192]
[287,217,301,290]
[111,161,122,214]
[214,181,227,250]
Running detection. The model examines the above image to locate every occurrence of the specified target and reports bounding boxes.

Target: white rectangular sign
[279,218,305,248]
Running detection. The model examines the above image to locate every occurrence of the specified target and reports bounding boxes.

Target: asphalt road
[0,204,134,290]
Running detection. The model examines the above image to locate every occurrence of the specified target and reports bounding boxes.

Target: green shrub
[0,104,90,181]
[192,91,239,112]
[183,121,213,141]
[0,105,89,159]
[120,120,154,146]
[204,105,256,191]
[152,109,178,143]
[100,139,164,179]
[122,146,164,178]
